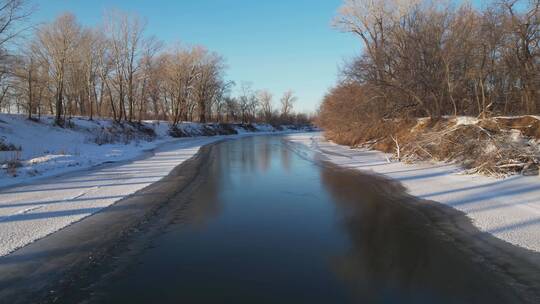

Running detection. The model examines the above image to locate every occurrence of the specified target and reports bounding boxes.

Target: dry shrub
[319,82,397,147]
[399,117,540,177]
[492,116,540,139]
[6,159,22,176]
[324,118,418,151]
[92,122,156,145]
[2,151,22,177]
[0,138,20,151]
[318,73,540,177]
[326,115,540,177]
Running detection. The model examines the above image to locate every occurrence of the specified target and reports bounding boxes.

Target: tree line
[0,2,309,126]
[320,0,540,131]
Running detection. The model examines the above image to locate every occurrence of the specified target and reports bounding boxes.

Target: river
[82,135,538,303]
[1,135,539,303]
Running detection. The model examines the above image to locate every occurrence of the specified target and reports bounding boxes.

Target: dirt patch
[202,124,239,136]
[218,123,238,135]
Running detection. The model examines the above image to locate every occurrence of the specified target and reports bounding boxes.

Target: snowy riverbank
[285,132,540,253]
[0,113,309,256]
[0,114,301,189]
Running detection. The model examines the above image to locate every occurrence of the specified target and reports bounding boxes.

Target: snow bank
[286,133,540,253]
[0,137,217,256]
[0,115,173,188]
[0,114,292,189]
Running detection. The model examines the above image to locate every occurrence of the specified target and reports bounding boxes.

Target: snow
[251,123,275,132]
[0,114,282,189]
[454,116,479,126]
[0,137,220,256]
[285,132,540,253]
[0,114,174,188]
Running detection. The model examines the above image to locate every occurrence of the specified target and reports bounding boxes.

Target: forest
[0,1,309,127]
[318,0,540,175]
[320,0,539,124]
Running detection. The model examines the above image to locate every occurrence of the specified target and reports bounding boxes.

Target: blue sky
[31,0,359,113]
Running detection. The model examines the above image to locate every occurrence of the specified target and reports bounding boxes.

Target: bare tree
[0,0,32,112]
[237,82,259,123]
[223,96,238,122]
[104,10,148,122]
[0,0,32,58]
[2,5,288,128]
[162,45,198,126]
[34,13,81,125]
[258,89,273,122]
[321,0,540,148]
[192,47,225,123]
[280,90,296,119]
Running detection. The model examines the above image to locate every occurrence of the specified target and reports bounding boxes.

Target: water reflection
[280,144,291,172]
[321,165,523,303]
[257,138,272,172]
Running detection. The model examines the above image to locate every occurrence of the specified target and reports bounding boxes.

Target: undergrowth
[324,116,540,177]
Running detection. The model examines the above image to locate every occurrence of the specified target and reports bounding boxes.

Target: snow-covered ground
[0,114,288,189]
[0,115,171,189]
[0,137,212,256]
[286,132,540,253]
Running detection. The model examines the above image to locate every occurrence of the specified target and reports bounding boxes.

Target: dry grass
[324,118,417,152]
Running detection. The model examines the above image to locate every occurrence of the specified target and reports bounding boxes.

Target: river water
[84,135,535,303]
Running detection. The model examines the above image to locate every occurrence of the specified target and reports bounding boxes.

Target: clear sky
[30,0,359,114]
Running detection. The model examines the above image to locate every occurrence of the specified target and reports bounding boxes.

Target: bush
[168,126,190,138]
[92,122,156,145]
[0,138,21,151]
[5,159,22,177]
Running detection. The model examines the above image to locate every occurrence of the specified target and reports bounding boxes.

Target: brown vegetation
[319,0,540,176]
[406,117,540,176]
